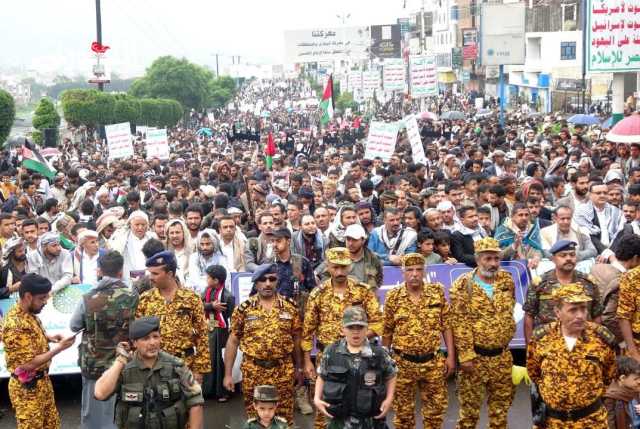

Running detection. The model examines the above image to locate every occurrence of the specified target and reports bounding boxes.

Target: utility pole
[95,0,104,91]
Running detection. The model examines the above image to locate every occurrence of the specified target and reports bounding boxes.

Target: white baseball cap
[344,224,367,240]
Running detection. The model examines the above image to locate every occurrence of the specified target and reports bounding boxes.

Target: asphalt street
[0,376,533,429]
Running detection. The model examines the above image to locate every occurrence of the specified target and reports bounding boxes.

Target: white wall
[507,30,582,74]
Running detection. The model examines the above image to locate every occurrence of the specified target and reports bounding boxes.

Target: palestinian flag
[22,140,56,179]
[319,74,334,127]
[265,131,276,170]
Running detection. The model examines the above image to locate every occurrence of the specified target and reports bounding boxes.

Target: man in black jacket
[451,206,488,267]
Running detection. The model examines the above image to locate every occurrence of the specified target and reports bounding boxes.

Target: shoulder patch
[308,284,325,299]
[238,300,252,313]
[593,324,617,348]
[532,323,553,341]
[358,282,371,290]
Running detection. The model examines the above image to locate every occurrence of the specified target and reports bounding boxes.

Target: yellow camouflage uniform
[1,305,60,429]
[230,293,301,425]
[527,321,617,429]
[302,277,382,429]
[136,286,211,374]
[383,280,450,429]
[615,266,640,349]
[449,269,516,429]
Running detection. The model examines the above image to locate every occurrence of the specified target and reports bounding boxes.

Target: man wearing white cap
[344,224,383,289]
[27,232,73,293]
[72,230,103,287]
[109,210,154,285]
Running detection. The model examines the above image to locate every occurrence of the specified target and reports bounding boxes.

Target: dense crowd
[1,76,640,429]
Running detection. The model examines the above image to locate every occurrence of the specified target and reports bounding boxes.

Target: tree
[0,90,15,146]
[112,94,141,125]
[336,91,358,112]
[129,56,215,110]
[31,98,61,144]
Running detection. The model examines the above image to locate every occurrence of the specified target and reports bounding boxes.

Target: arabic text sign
[362,70,382,99]
[105,122,134,160]
[588,0,640,72]
[145,128,170,160]
[284,27,370,64]
[364,121,400,162]
[409,55,437,97]
[480,3,526,66]
[383,58,406,92]
[231,261,530,349]
[404,114,427,165]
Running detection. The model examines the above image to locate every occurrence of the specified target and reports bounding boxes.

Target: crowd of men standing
[1,76,640,428]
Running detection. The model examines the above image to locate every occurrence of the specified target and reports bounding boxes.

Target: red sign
[463,44,478,60]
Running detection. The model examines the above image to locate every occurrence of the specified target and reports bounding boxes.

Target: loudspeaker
[43,128,57,148]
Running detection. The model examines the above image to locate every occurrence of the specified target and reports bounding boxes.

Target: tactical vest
[115,352,187,429]
[79,282,138,379]
[322,343,386,419]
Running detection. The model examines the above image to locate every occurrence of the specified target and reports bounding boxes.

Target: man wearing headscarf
[0,237,29,299]
[27,232,73,293]
[109,210,154,285]
[186,229,225,293]
[72,230,103,287]
[325,204,359,248]
[165,218,193,283]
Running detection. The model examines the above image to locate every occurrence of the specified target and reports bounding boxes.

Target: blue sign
[231,260,530,348]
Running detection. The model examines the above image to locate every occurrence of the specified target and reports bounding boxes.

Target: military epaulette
[245,417,258,423]
[281,295,297,307]
[275,416,287,423]
[532,323,554,341]
[308,285,324,299]
[593,323,617,348]
[237,299,253,313]
[357,281,371,290]
[576,271,597,285]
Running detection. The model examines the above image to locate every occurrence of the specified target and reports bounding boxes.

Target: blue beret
[145,250,177,270]
[251,263,278,283]
[549,240,577,255]
[129,316,160,340]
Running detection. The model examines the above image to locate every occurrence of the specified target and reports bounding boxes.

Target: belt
[176,347,195,358]
[546,398,603,421]
[248,356,287,369]
[393,349,436,363]
[473,345,506,357]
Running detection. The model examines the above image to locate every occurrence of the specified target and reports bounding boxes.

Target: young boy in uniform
[243,385,289,429]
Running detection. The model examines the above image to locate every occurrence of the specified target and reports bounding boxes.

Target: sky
[0,0,408,77]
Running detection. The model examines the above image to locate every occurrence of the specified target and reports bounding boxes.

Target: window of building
[560,41,576,60]
[562,3,577,30]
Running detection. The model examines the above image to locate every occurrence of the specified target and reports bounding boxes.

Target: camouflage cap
[551,283,592,303]
[401,252,426,267]
[326,247,352,266]
[253,385,279,402]
[342,306,368,327]
[474,237,501,253]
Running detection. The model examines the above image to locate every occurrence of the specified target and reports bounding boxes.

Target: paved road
[0,376,533,428]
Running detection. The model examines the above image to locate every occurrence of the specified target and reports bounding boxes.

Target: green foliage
[60,89,181,129]
[129,56,216,110]
[0,90,16,146]
[31,98,61,144]
[336,91,358,112]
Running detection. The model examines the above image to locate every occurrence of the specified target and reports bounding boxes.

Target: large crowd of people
[1,75,640,428]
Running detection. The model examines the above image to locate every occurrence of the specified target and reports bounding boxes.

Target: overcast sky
[1,0,407,77]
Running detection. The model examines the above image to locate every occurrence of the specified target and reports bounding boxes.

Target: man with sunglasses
[223,263,302,426]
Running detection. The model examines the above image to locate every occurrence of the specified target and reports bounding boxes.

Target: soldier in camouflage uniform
[449,237,516,429]
[243,385,290,429]
[527,283,617,428]
[382,253,455,429]
[303,247,383,429]
[70,251,139,429]
[2,273,76,429]
[224,263,302,425]
[135,251,211,382]
[524,240,602,345]
[616,264,640,361]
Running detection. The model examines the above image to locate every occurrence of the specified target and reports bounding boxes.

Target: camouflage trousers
[8,376,60,429]
[393,354,448,429]
[456,350,514,429]
[241,356,295,425]
[534,407,608,429]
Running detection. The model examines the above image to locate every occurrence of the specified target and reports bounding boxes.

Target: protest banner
[145,128,170,160]
[363,121,400,162]
[383,58,406,92]
[409,55,437,97]
[588,0,640,72]
[105,122,134,160]
[403,114,427,165]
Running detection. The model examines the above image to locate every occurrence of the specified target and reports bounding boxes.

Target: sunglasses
[259,275,278,283]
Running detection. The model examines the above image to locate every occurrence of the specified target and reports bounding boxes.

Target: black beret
[205,264,227,283]
[130,316,160,340]
[20,273,52,295]
[549,240,577,255]
[251,263,278,283]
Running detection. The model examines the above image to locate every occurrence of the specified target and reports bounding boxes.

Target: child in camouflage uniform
[243,385,290,429]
